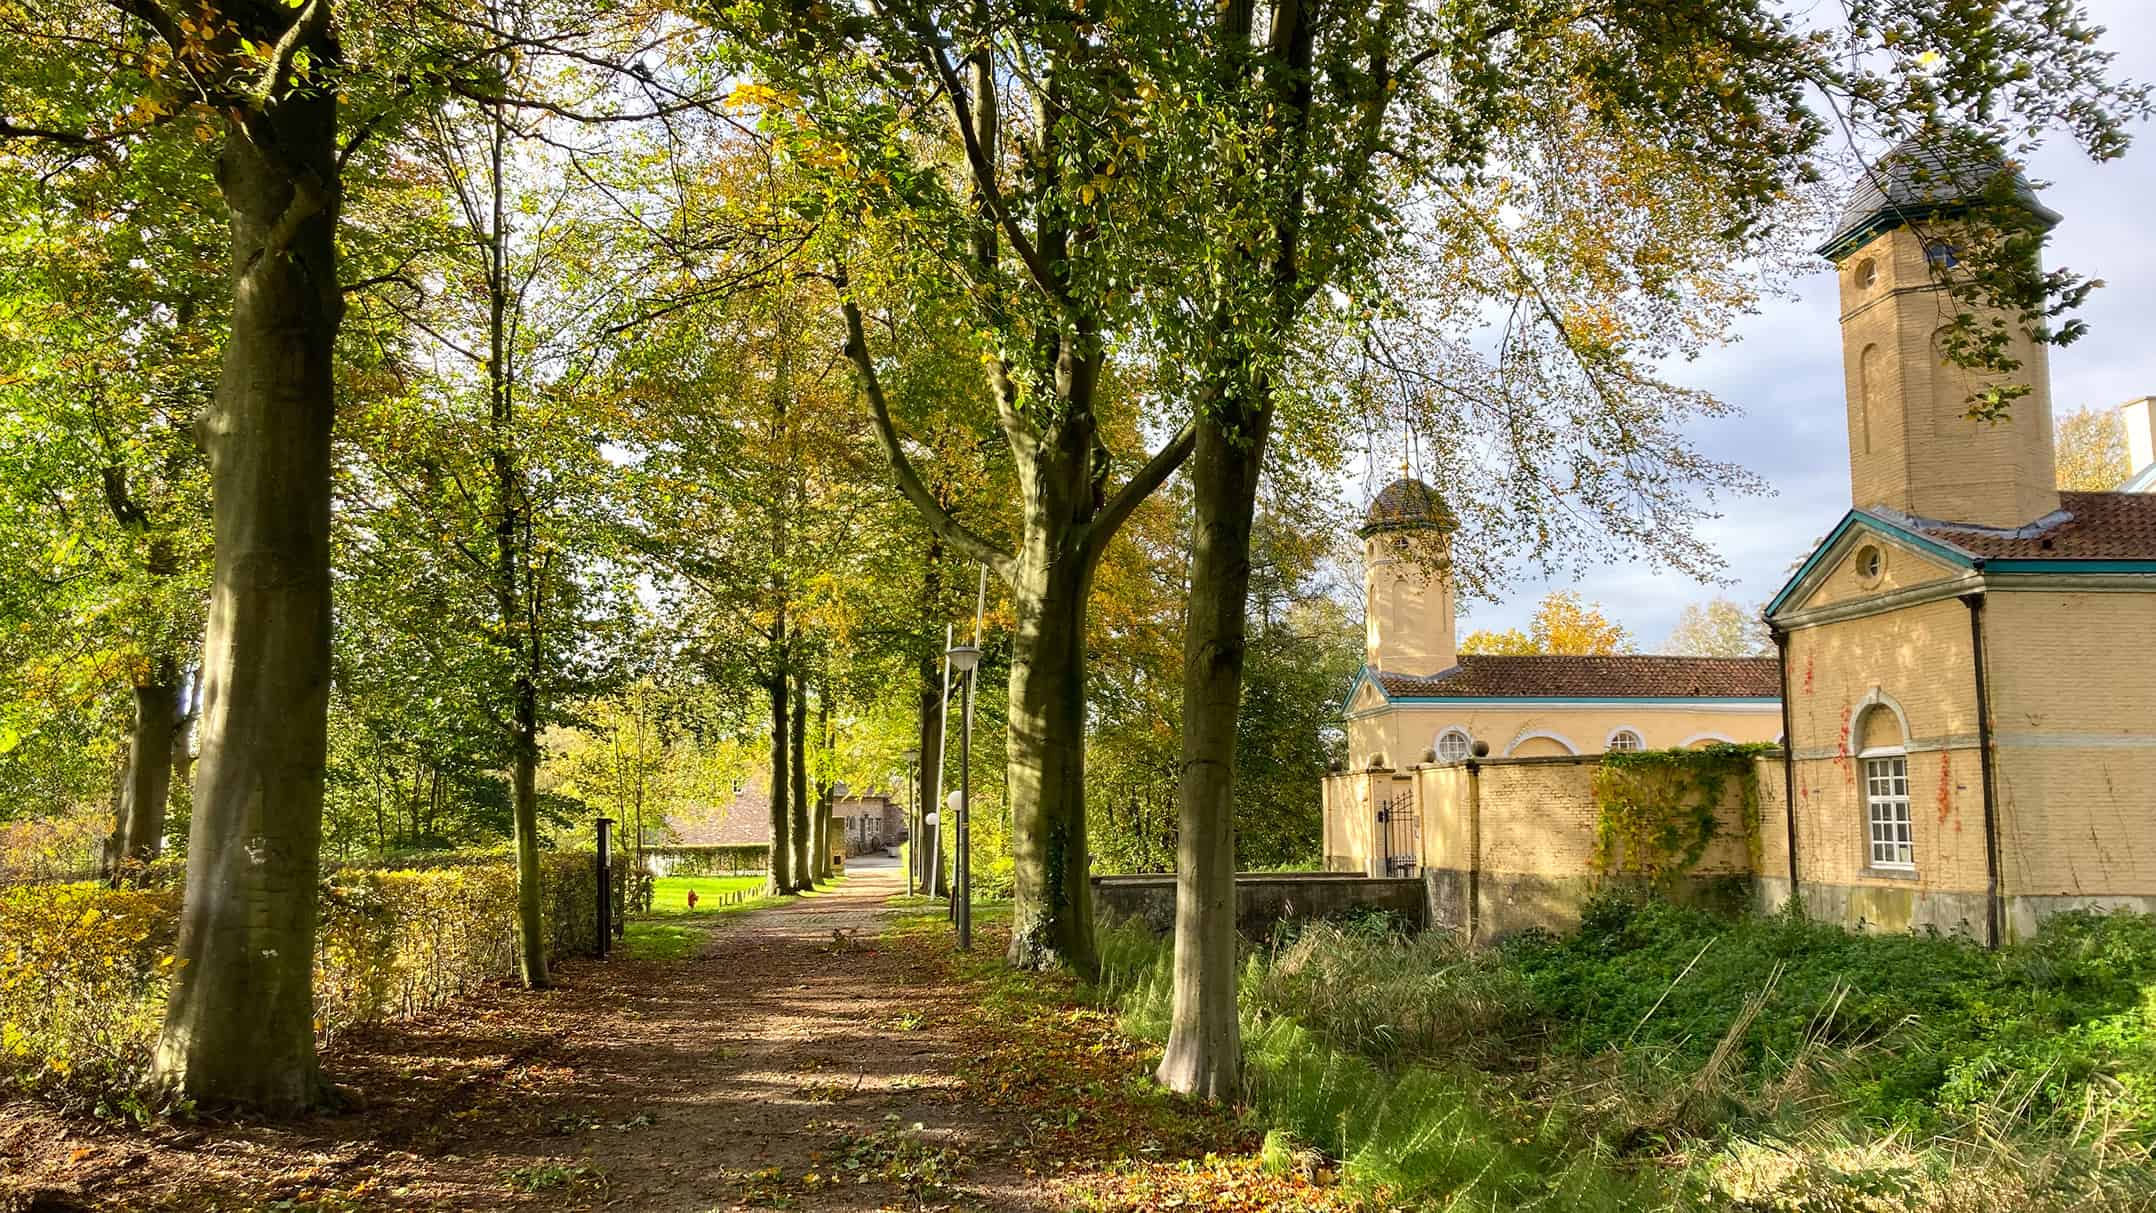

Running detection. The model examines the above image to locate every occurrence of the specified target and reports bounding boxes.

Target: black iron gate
[1376,791,1420,877]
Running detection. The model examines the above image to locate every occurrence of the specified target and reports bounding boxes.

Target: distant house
[655,775,906,858]
[657,777,771,849]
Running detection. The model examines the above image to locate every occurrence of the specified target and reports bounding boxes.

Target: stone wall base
[1427,868,1754,944]
[1091,872,1428,937]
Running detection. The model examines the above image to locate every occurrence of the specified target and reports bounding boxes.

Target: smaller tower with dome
[1359,478,1457,676]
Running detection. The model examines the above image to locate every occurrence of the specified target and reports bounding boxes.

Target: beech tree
[1664,598,1772,658]
[2055,407,2131,491]
[712,4,1209,973]
[0,0,353,1110]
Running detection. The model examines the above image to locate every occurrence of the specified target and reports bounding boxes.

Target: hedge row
[0,850,607,1107]
[641,843,768,876]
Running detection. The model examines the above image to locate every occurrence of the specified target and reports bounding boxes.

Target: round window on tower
[1854,544,1886,587]
[1853,258,1877,289]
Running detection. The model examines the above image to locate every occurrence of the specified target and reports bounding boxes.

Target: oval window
[1855,544,1886,585]
[1853,258,1877,289]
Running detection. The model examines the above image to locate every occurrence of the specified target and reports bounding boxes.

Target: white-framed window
[1863,752,1914,869]
[1606,728,1645,753]
[1435,728,1473,762]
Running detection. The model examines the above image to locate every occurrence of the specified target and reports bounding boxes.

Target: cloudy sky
[1440,1,2156,647]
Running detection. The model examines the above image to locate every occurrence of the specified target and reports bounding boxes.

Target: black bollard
[595,816,614,959]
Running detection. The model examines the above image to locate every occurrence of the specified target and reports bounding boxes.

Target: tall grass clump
[1091,900,2156,1210]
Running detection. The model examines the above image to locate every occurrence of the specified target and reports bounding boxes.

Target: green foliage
[0,883,178,1114]
[1094,904,2156,1208]
[642,845,769,877]
[1,850,610,1109]
[1591,744,1775,882]
[1509,900,2156,1140]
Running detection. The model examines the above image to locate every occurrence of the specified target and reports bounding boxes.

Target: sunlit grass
[645,874,765,915]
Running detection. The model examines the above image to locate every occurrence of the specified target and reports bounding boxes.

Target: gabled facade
[1768,139,2156,942]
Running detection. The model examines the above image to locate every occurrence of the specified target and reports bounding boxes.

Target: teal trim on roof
[1339,665,1390,715]
[1815,206,1960,262]
[1766,509,1978,616]
[1384,695,1782,707]
[1985,559,2156,574]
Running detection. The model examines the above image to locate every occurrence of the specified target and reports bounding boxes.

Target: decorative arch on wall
[1604,726,1646,753]
[1850,686,1912,754]
[1504,730,1579,757]
[1677,731,1738,749]
[1434,727,1473,763]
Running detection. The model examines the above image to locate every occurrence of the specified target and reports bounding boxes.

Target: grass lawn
[646,873,766,915]
[620,873,847,961]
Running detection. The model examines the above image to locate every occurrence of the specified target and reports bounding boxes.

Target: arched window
[1605,728,1645,753]
[1505,731,1579,758]
[1856,701,1913,870]
[1434,728,1473,763]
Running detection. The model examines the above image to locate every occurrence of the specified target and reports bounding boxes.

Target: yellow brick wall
[1754,753,1793,884]
[1418,765,1473,872]
[1784,596,1991,894]
[1408,756,1758,880]
[1833,224,2057,528]
[1983,589,2156,897]
[1348,702,1781,771]
[1364,531,1456,676]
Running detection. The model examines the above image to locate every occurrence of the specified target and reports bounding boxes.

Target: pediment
[1773,512,1973,620]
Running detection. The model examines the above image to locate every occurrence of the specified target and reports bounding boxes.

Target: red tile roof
[1375,654,1780,699]
[662,778,771,847]
[1907,491,2156,561]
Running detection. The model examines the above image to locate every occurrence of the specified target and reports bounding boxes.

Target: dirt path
[0,858,1067,1212]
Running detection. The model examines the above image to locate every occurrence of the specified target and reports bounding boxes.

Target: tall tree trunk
[789,668,811,891]
[153,24,343,1111]
[918,652,948,897]
[766,659,792,895]
[167,664,198,840]
[484,95,548,991]
[113,655,181,878]
[810,691,831,881]
[917,537,949,896]
[1003,540,1097,974]
[1157,404,1270,1100]
[509,677,549,986]
[1156,0,1312,1101]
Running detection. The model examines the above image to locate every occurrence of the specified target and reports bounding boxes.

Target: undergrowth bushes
[1094,899,2156,1210]
[1,849,605,1112]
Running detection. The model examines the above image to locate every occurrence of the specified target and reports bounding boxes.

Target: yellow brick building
[1765,138,2156,944]
[1324,481,1782,876]
[1322,137,2156,948]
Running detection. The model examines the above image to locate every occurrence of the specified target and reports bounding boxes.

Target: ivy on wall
[1589,743,1776,884]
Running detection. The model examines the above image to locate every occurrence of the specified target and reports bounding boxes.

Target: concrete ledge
[1091,872,1428,937]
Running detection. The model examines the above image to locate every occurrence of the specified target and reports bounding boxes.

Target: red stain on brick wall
[1803,653,1814,694]
[1834,704,1853,778]
[1936,751,1954,825]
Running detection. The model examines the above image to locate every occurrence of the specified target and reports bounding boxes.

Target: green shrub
[0,883,177,1106]
[641,844,768,876]
[1,850,610,1107]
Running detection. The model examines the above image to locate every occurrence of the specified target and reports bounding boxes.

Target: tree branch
[1084,418,1195,561]
[835,281,1015,576]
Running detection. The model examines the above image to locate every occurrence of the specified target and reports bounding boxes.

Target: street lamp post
[945,642,980,951]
